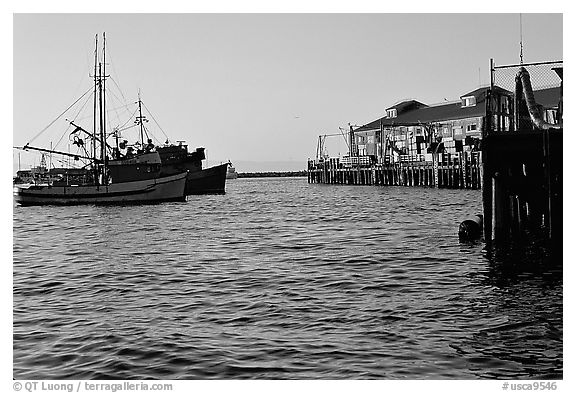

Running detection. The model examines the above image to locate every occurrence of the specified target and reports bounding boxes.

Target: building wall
[353,116,483,162]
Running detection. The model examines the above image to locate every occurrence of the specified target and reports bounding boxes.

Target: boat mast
[99,62,105,182]
[103,32,108,165]
[93,34,99,184]
[114,127,120,159]
[137,90,145,148]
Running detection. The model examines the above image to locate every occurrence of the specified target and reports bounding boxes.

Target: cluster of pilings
[308,154,482,189]
[482,61,563,250]
[481,128,562,249]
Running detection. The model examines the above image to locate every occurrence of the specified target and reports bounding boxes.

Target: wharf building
[308,84,561,189]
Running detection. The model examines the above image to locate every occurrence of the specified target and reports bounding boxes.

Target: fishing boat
[13,33,188,206]
[102,114,230,195]
[95,77,229,195]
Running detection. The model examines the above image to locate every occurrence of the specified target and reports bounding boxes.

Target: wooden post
[543,128,552,240]
[433,154,439,188]
[459,152,464,188]
[493,173,510,244]
[482,66,494,242]
[448,159,453,188]
[511,194,520,240]
[401,167,405,186]
[383,166,388,185]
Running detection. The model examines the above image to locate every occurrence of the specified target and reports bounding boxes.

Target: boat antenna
[136,90,147,147]
[519,13,524,64]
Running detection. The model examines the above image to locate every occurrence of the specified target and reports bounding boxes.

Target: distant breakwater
[238,171,307,178]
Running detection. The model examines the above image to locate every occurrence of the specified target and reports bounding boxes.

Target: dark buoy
[459,214,483,242]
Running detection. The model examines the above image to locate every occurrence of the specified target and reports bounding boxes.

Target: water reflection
[456,238,562,379]
[483,237,562,288]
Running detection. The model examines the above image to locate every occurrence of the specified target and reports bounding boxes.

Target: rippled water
[13,178,562,379]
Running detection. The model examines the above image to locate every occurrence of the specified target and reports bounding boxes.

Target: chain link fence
[491,60,562,131]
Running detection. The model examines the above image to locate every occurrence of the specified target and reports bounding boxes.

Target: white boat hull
[13,172,187,206]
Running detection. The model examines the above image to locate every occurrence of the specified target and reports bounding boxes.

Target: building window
[453,127,463,136]
[466,124,477,132]
[461,96,476,107]
[387,108,397,118]
[500,98,509,113]
[545,110,557,124]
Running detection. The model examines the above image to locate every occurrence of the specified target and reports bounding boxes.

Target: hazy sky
[12,13,562,171]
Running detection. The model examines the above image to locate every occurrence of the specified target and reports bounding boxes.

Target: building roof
[356,101,485,131]
[460,85,511,100]
[552,67,563,80]
[386,100,428,113]
[355,87,493,132]
[533,86,561,109]
[354,85,558,132]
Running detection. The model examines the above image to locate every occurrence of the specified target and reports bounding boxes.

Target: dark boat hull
[183,162,229,195]
[155,145,229,195]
